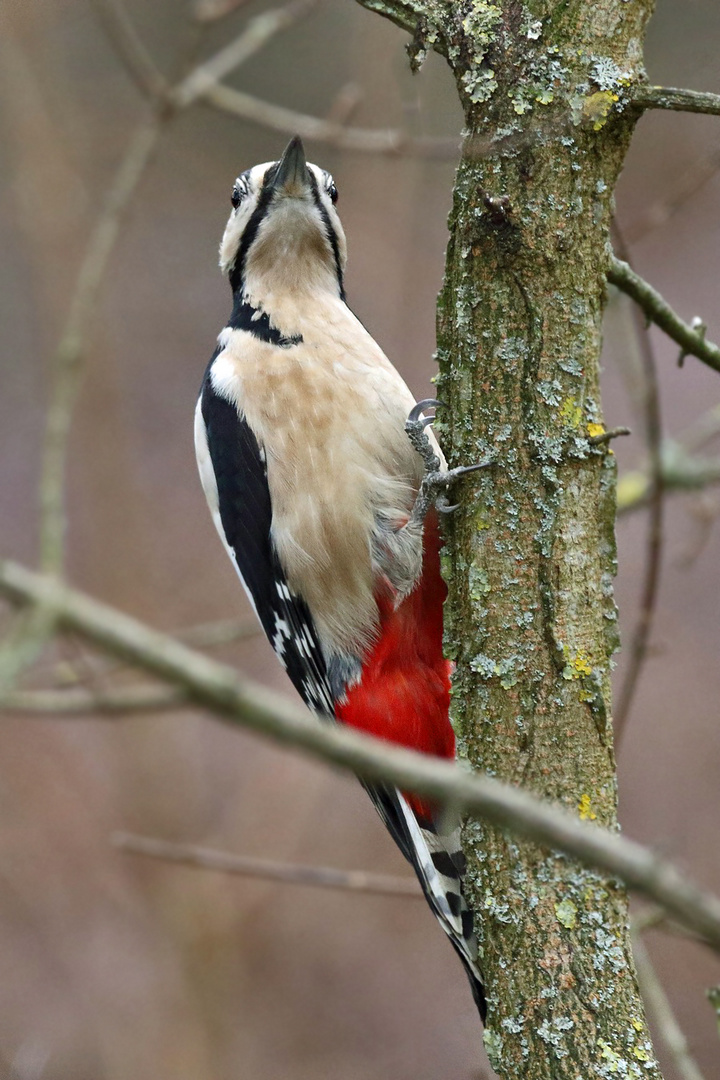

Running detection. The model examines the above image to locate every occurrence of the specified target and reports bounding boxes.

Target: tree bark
[356,2,662,1077]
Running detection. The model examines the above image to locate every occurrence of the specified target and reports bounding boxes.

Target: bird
[194,135,486,1020]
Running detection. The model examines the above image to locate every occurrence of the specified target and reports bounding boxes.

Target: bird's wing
[196,362,334,717]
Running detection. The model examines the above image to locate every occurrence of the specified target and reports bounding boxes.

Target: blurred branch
[89,0,171,103]
[632,931,707,1080]
[172,0,317,109]
[613,238,664,739]
[3,558,720,949]
[624,145,720,245]
[39,116,163,576]
[203,84,459,156]
[681,403,720,454]
[325,82,363,126]
[5,684,187,716]
[93,0,457,159]
[176,615,261,648]
[0,115,163,694]
[193,0,252,22]
[633,85,720,117]
[113,831,423,897]
[608,257,720,375]
[708,986,720,1041]
[617,452,720,515]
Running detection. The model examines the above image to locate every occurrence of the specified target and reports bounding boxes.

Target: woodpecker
[195,136,486,1019]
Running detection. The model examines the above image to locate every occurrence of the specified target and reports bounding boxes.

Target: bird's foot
[405,400,494,523]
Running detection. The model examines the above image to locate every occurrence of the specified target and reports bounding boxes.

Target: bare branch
[632,932,708,1080]
[203,84,459,157]
[608,256,720,375]
[3,558,720,950]
[633,84,720,118]
[113,831,423,897]
[172,1,317,110]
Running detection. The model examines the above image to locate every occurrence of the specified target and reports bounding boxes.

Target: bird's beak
[270,136,310,197]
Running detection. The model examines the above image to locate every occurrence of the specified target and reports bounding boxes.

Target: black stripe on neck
[228,164,279,295]
[228,296,302,347]
[308,170,346,302]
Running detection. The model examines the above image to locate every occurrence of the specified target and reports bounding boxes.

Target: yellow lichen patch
[631,1019,644,1032]
[559,396,582,427]
[633,1047,650,1062]
[582,90,619,131]
[578,794,597,821]
[554,898,577,929]
[587,421,604,439]
[562,648,592,680]
[598,1040,621,1071]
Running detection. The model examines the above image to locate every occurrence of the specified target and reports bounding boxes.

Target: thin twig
[113,831,423,897]
[588,426,631,447]
[632,931,708,1080]
[633,84,720,118]
[608,257,720,375]
[3,558,720,950]
[613,230,664,740]
[203,84,459,157]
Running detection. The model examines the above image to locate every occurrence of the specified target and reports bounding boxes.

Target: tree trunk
[356,1,662,1077]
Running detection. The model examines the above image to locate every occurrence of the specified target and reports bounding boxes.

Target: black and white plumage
[194,137,485,1019]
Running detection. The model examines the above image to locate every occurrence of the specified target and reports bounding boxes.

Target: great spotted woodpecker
[194,136,486,1019]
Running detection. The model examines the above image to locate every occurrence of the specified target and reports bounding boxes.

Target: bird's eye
[327,182,338,206]
[231,185,243,209]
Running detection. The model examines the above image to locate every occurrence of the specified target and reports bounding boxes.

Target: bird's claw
[405,400,495,524]
[406,398,445,426]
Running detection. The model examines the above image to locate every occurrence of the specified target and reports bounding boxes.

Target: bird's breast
[209,315,423,656]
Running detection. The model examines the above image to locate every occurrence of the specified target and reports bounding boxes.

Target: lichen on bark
[356,1,664,1077]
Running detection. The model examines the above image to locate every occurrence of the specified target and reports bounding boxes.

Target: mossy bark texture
[356,2,662,1078]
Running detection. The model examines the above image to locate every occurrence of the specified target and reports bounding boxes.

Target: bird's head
[220,136,347,302]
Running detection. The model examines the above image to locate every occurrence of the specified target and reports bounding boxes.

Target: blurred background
[1,0,719,1076]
